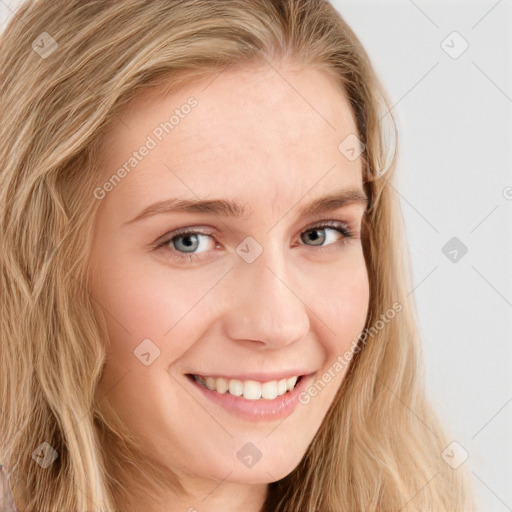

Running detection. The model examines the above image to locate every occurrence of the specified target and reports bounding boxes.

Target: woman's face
[87,61,369,488]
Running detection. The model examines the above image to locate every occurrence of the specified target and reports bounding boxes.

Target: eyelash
[151,220,357,263]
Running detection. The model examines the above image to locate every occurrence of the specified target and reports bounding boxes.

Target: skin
[87,60,370,512]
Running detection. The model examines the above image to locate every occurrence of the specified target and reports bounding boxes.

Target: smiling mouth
[186,374,303,400]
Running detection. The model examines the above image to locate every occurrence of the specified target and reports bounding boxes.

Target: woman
[0,0,475,511]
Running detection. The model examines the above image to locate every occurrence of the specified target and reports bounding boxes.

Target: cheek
[89,253,226,370]
[89,261,216,426]
[296,254,369,409]
[304,249,370,350]
[100,275,201,342]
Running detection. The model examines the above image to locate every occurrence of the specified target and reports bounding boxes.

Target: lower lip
[187,373,314,422]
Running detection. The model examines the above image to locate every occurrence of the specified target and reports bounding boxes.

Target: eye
[299,222,352,247]
[159,228,217,256]
[171,233,206,253]
[152,220,356,263]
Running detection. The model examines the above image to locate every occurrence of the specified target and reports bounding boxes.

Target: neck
[115,473,269,512]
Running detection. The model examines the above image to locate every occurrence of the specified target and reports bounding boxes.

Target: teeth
[243,380,261,400]
[277,378,287,395]
[205,377,216,390]
[194,375,300,399]
[228,379,243,396]
[261,380,277,400]
[216,377,228,393]
[286,376,297,390]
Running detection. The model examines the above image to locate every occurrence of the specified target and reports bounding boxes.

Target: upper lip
[187,370,315,382]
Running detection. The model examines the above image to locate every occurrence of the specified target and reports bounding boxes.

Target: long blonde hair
[0,1,475,510]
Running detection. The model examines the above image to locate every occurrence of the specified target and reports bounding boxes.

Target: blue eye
[169,232,214,254]
[153,221,355,263]
[300,225,350,246]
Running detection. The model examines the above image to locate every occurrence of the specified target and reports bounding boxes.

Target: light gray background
[1,1,511,510]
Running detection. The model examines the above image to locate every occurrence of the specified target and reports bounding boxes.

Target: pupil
[175,234,198,252]
[305,228,325,246]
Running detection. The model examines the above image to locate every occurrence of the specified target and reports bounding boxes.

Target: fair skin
[87,60,370,512]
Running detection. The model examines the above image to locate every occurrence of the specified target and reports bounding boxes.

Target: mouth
[184,371,315,422]
[186,373,303,400]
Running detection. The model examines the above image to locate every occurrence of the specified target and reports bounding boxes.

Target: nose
[221,245,310,349]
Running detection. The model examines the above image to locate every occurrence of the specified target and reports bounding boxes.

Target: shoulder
[0,464,19,512]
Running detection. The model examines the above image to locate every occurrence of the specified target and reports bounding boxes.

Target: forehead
[97,62,364,221]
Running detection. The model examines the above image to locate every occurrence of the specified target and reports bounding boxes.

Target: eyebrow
[124,188,368,225]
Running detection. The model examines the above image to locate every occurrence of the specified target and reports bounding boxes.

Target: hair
[0,0,476,511]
